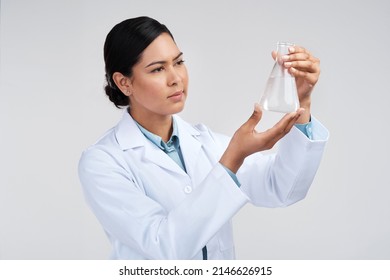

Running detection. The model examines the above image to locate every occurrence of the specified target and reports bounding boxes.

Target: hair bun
[104,84,129,108]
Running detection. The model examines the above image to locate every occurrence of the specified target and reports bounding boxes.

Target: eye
[151,66,165,73]
[175,59,185,66]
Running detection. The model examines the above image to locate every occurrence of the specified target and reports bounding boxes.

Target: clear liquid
[260,76,299,113]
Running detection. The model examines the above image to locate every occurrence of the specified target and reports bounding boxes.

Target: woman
[78,16,328,260]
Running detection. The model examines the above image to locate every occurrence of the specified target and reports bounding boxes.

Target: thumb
[243,103,263,131]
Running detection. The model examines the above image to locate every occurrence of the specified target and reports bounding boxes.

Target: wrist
[297,100,311,124]
[299,97,311,109]
[219,151,244,174]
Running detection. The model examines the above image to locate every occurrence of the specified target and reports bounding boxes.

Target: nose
[167,67,181,86]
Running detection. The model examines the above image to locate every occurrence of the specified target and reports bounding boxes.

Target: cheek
[134,78,164,98]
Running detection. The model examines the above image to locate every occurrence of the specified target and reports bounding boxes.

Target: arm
[221,45,321,173]
[220,45,326,206]
[238,116,328,207]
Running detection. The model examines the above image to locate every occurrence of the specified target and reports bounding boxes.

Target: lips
[167,90,184,99]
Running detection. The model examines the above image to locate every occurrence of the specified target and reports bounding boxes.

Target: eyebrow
[145,52,183,68]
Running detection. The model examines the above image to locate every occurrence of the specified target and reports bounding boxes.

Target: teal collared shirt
[134,118,313,187]
[135,118,187,172]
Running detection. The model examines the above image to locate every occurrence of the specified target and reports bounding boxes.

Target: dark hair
[103,16,174,108]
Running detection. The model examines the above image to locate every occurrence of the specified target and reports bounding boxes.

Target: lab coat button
[184,185,192,194]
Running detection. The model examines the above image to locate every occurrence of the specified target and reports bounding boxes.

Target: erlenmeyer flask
[260,42,299,113]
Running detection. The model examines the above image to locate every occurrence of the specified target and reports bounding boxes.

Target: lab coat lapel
[143,143,187,176]
[115,110,187,176]
[175,116,202,179]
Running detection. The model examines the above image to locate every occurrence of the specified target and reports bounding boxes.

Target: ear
[112,72,133,97]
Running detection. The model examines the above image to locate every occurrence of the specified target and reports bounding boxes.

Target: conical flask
[260,42,299,113]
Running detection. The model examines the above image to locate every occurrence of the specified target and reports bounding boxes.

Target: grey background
[1,0,389,259]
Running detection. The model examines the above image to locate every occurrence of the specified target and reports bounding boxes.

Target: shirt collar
[134,117,180,152]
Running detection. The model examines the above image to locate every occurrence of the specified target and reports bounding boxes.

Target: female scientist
[78,16,328,260]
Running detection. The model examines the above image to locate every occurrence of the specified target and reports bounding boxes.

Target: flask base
[260,103,299,113]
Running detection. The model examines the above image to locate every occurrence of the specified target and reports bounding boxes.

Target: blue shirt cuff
[221,165,241,187]
[294,119,313,140]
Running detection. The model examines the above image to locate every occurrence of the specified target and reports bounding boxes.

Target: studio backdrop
[1,0,389,259]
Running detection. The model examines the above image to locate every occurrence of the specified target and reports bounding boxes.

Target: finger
[288,46,311,56]
[271,50,277,61]
[264,112,296,141]
[270,108,305,140]
[282,52,312,62]
[256,109,304,150]
[283,108,305,131]
[284,60,319,73]
[276,109,303,132]
[242,103,263,131]
[288,68,318,85]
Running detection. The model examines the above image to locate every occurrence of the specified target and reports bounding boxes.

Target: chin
[168,99,186,114]
[171,104,185,114]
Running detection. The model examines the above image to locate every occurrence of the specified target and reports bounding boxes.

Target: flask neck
[276,42,293,64]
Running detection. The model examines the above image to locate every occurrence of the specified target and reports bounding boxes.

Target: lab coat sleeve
[237,116,329,207]
[78,146,249,260]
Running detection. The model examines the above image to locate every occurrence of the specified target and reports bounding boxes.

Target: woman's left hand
[272,46,320,123]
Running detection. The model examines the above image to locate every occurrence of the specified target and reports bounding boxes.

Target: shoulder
[79,131,120,169]
[78,122,129,175]
[82,126,121,156]
[80,110,145,165]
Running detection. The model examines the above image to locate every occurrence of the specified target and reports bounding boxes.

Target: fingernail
[282,55,289,61]
[284,62,292,67]
[289,47,295,53]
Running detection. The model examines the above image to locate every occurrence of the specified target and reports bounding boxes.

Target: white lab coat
[78,110,328,260]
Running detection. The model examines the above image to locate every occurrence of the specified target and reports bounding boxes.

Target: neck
[129,108,173,142]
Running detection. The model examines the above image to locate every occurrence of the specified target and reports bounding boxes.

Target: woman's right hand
[219,103,304,173]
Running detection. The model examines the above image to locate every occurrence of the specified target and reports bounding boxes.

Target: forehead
[138,33,180,64]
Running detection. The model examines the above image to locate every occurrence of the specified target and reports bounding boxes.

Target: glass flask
[259,42,300,113]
